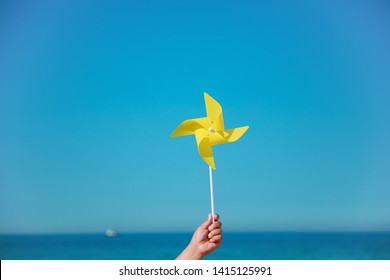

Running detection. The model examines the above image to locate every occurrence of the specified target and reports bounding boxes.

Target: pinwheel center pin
[170,92,249,223]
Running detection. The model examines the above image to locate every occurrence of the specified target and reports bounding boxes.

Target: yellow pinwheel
[170,92,249,169]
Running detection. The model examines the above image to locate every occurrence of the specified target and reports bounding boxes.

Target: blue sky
[1,0,389,233]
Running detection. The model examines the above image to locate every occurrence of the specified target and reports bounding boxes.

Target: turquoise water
[1,232,389,260]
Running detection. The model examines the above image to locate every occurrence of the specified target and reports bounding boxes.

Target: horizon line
[1,230,390,235]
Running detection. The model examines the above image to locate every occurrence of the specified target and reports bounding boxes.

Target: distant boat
[104,229,117,237]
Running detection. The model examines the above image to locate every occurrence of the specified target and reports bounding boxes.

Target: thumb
[198,214,212,230]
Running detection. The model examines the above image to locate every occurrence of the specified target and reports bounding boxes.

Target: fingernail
[209,226,213,230]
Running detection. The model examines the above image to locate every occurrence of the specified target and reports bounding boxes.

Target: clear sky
[1,0,389,234]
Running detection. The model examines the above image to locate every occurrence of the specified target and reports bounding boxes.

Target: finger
[213,214,220,222]
[208,228,222,239]
[207,242,218,251]
[210,234,222,243]
[208,221,222,231]
[198,214,212,230]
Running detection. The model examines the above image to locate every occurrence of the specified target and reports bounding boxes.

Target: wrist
[176,243,203,260]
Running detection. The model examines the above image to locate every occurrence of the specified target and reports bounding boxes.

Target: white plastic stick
[209,166,215,223]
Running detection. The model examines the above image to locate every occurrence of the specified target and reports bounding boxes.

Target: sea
[1,232,389,260]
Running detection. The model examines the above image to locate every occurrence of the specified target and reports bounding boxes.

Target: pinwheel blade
[195,130,216,169]
[204,92,224,131]
[223,126,249,142]
[208,130,228,145]
[170,117,210,137]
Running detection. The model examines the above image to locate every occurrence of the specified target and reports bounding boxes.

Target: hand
[176,214,222,260]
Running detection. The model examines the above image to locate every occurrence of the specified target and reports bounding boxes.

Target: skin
[176,214,222,260]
